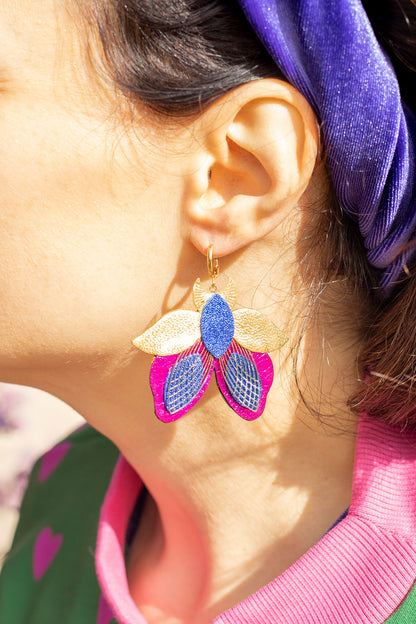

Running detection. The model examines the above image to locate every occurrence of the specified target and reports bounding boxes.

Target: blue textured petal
[164,353,204,414]
[200,294,234,358]
[224,352,261,411]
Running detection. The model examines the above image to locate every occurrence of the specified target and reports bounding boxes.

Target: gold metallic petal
[132,310,200,356]
[222,278,237,309]
[233,308,288,353]
[193,278,211,311]
[193,276,236,311]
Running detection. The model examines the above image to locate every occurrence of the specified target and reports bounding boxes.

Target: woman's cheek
[0,161,182,364]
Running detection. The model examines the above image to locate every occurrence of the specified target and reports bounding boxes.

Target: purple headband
[238,0,416,294]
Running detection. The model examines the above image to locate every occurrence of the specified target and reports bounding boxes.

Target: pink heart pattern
[32,527,63,581]
[97,594,116,624]
[38,442,72,483]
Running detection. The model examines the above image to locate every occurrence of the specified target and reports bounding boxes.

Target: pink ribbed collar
[96,415,416,623]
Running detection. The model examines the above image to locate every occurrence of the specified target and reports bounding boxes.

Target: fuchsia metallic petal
[215,342,274,420]
[150,341,214,423]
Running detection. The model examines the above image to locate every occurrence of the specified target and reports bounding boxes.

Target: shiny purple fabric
[238,0,416,293]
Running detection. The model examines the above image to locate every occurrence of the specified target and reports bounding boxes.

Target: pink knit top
[96,415,416,623]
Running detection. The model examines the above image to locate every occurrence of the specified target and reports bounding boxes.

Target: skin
[0,1,363,623]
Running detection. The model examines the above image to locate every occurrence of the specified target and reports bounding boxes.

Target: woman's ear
[184,79,318,256]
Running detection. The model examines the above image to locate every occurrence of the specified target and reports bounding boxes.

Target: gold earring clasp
[207,244,219,290]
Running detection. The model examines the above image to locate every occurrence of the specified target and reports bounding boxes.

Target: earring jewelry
[132,246,288,422]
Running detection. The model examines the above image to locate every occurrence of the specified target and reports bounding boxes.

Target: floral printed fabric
[0,425,119,624]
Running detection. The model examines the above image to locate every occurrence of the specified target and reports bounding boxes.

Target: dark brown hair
[80,0,416,428]
[80,0,281,115]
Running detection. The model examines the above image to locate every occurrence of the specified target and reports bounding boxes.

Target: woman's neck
[115,330,358,624]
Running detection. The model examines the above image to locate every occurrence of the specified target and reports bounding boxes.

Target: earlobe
[184,79,318,256]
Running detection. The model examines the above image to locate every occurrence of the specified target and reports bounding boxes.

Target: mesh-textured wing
[215,341,274,420]
[150,340,214,423]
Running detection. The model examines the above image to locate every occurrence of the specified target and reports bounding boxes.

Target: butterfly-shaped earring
[132,246,288,422]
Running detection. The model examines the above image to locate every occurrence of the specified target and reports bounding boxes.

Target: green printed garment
[0,425,119,624]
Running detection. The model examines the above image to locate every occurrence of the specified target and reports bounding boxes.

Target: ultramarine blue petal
[200,294,234,358]
[224,352,261,411]
[164,353,204,414]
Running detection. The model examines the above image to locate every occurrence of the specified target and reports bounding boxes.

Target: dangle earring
[132,246,288,422]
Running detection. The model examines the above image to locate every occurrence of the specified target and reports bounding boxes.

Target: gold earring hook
[207,244,219,291]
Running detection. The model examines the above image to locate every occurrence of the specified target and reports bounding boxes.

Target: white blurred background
[0,383,84,570]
